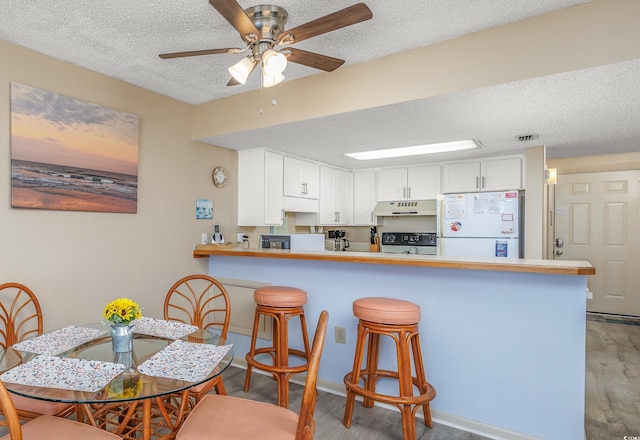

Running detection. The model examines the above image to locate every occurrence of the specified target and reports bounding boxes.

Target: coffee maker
[328,230,350,251]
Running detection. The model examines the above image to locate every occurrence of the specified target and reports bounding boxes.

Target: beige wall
[0,41,237,330]
[548,151,640,174]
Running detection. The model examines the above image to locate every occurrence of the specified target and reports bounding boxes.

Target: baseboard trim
[231,360,542,440]
[587,311,640,325]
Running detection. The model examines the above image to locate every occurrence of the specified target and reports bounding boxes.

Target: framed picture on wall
[10,83,139,213]
[196,199,213,219]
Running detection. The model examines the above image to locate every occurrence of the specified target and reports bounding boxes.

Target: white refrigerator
[438,190,523,259]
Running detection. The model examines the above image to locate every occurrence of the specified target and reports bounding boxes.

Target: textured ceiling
[2,0,639,169]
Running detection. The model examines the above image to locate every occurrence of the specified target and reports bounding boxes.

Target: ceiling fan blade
[281,3,372,44]
[159,48,241,59]
[209,0,261,41]
[284,48,345,72]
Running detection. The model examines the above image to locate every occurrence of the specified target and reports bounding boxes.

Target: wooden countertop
[193,246,595,276]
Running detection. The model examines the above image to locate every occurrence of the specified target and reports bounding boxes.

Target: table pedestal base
[78,390,192,440]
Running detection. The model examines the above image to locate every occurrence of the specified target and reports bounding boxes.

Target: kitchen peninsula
[195,247,594,440]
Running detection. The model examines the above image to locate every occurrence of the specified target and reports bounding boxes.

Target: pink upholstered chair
[0,379,120,440]
[175,310,329,440]
[0,282,75,423]
[164,275,231,401]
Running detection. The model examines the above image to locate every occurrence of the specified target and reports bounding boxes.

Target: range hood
[373,200,437,217]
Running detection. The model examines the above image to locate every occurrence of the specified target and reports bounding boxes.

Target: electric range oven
[380,232,437,255]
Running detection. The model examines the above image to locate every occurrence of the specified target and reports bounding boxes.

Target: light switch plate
[201,233,208,245]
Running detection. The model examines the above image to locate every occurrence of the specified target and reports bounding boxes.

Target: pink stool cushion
[353,297,421,325]
[254,286,307,307]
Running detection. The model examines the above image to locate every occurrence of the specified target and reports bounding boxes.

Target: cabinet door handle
[408,187,411,199]
[403,187,406,199]
[481,176,486,189]
[475,176,479,189]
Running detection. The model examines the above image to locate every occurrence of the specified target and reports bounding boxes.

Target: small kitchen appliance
[328,230,350,251]
[380,232,437,255]
[260,235,290,249]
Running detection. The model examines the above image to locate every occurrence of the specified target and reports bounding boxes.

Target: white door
[554,170,640,316]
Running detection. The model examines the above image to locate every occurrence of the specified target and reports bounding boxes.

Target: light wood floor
[224,317,640,440]
[585,315,640,439]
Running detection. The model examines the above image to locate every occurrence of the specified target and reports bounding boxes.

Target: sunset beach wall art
[10,83,139,213]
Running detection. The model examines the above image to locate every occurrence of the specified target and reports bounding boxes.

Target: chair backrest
[295,310,329,440]
[0,379,24,439]
[0,282,43,350]
[164,275,231,337]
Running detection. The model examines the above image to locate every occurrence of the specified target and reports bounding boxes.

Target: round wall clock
[212,166,227,188]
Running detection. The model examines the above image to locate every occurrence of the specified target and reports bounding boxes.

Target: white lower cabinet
[238,149,284,226]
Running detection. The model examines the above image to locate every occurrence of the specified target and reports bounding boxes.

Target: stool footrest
[246,348,309,375]
[344,371,436,407]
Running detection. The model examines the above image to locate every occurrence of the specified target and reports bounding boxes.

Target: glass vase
[111,323,134,352]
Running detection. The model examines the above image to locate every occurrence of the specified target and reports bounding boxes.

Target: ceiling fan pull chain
[259,78,264,115]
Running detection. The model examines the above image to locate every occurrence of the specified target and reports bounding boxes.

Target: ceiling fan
[159,0,373,87]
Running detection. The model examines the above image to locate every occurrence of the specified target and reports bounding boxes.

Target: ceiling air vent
[516,133,539,142]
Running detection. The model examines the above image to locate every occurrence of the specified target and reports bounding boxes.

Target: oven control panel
[381,232,437,246]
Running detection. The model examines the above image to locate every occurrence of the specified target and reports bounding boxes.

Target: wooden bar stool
[343,297,436,440]
[244,286,311,408]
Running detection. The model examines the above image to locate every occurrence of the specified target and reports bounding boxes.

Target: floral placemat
[12,326,105,355]
[1,355,125,392]
[137,339,232,382]
[132,317,198,340]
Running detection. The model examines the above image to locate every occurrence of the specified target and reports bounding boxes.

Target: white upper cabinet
[283,157,319,199]
[238,149,284,226]
[318,166,350,225]
[296,165,351,226]
[442,157,523,193]
[377,165,440,201]
[352,170,380,226]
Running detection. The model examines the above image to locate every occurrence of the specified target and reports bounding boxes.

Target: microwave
[260,235,290,249]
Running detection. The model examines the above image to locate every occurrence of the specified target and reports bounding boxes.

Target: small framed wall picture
[196,199,213,219]
[212,166,227,188]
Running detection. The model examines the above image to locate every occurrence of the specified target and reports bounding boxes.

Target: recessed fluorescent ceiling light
[344,139,481,160]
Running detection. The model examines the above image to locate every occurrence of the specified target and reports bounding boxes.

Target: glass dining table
[0,319,234,440]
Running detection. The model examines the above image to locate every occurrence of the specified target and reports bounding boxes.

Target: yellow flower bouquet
[103,298,142,325]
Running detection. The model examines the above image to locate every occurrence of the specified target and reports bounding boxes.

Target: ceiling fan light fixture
[228,56,255,84]
[262,49,287,75]
[263,71,285,88]
[344,140,482,160]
